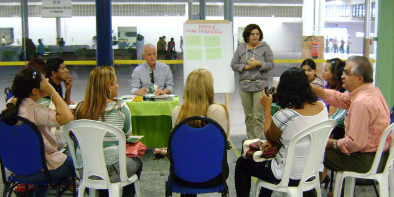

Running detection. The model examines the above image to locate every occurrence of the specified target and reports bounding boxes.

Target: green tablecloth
[126,97,180,148]
[271,103,280,116]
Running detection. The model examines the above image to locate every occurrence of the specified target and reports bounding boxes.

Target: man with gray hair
[311,56,391,175]
[131,43,174,96]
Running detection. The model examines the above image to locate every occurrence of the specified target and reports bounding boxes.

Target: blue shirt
[130,61,174,94]
[37,43,45,55]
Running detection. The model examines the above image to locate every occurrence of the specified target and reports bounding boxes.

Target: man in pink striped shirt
[312,56,391,174]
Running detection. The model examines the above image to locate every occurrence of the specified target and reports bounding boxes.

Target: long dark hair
[326,58,343,90]
[1,67,42,124]
[301,58,316,70]
[335,62,346,92]
[276,67,318,109]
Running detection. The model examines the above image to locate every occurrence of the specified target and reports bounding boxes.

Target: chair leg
[89,188,98,197]
[389,167,394,197]
[333,172,344,197]
[77,183,85,197]
[315,182,322,197]
[254,180,261,197]
[371,180,380,197]
[109,183,121,197]
[344,177,355,197]
[134,180,141,197]
[376,178,388,197]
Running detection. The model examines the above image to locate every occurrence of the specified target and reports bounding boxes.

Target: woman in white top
[235,67,328,197]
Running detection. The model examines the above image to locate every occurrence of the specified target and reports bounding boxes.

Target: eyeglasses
[150,72,154,83]
[342,70,352,76]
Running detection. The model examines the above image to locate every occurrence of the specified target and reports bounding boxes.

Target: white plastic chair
[62,119,141,197]
[333,123,394,197]
[254,120,336,197]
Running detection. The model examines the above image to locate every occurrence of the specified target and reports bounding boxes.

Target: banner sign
[41,0,72,17]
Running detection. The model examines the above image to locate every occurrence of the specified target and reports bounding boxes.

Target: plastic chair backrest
[168,116,227,186]
[366,122,394,176]
[277,119,337,188]
[4,87,13,102]
[0,116,48,176]
[62,119,128,187]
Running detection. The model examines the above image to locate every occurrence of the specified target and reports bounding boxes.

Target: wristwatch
[333,140,338,150]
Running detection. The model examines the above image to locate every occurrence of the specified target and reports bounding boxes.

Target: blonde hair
[75,66,118,121]
[176,68,229,127]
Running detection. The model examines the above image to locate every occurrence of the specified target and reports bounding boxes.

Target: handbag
[241,139,281,162]
[126,142,147,158]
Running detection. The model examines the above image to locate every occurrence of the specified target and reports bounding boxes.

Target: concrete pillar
[302,0,314,35]
[318,0,325,35]
[199,0,206,20]
[21,0,29,39]
[188,0,193,20]
[56,17,61,44]
[363,0,371,58]
[224,0,234,31]
[95,0,113,66]
[376,0,394,107]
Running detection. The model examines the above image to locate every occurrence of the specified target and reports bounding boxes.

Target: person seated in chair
[235,67,328,197]
[130,44,174,96]
[172,68,230,139]
[74,66,143,197]
[154,69,230,197]
[45,58,73,105]
[311,56,391,189]
[1,67,75,197]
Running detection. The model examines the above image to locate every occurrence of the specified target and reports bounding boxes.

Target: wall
[0,16,304,54]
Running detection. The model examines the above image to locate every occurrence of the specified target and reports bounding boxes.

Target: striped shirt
[330,108,347,128]
[324,84,391,153]
[75,101,132,168]
[17,98,65,170]
[271,102,328,180]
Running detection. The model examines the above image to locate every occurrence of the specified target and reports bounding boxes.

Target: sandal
[153,148,168,160]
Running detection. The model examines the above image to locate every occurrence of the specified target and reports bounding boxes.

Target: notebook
[126,135,144,143]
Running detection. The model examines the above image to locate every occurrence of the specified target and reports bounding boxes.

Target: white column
[302,0,315,35]
[318,0,325,35]
[363,0,371,57]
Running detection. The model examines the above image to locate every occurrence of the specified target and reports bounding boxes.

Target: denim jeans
[13,156,76,197]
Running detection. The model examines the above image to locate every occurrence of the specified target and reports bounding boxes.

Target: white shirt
[271,102,328,180]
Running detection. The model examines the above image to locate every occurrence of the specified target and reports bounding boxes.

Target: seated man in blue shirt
[131,44,174,96]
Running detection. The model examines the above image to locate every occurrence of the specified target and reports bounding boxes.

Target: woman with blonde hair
[75,66,142,197]
[169,68,230,197]
[172,68,230,138]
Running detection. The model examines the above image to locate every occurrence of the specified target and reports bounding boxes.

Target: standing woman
[231,24,274,139]
[301,58,324,88]
[74,66,142,197]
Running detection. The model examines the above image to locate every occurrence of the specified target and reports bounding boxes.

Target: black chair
[0,115,75,197]
[166,116,229,197]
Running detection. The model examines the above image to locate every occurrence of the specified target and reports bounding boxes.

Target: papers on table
[126,135,144,143]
